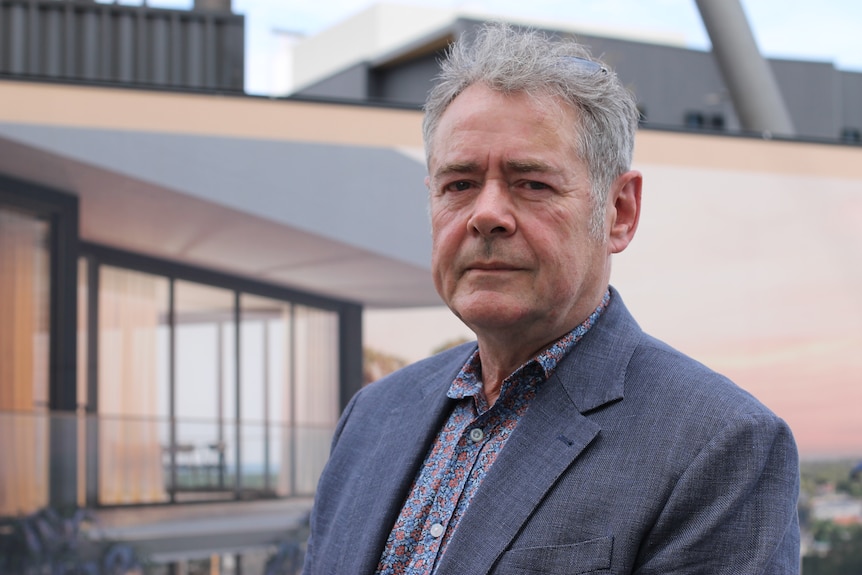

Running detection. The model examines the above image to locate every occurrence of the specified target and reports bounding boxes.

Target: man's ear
[608,170,642,254]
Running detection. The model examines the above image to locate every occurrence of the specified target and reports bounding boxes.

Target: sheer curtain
[0,207,50,516]
[286,305,339,495]
[77,258,89,507]
[98,266,168,504]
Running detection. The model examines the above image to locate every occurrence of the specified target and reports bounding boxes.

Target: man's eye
[525,181,549,190]
[445,181,473,192]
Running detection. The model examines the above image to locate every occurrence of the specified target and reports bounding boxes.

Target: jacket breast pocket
[492,535,613,575]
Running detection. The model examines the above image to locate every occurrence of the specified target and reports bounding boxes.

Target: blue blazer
[304,288,800,574]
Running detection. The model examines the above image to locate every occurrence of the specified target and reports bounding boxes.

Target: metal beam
[695,0,795,136]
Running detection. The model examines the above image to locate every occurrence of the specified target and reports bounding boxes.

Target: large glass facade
[0,205,51,515]
[74,260,343,505]
[1,183,348,512]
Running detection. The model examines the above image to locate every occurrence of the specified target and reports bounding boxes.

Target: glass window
[77,257,89,507]
[293,304,339,494]
[98,265,170,504]
[0,205,51,515]
[77,258,89,412]
[241,294,292,495]
[174,280,235,499]
[293,305,339,427]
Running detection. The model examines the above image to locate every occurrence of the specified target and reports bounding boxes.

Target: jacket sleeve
[301,388,362,575]
[635,411,800,574]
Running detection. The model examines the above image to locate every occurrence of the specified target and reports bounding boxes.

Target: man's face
[428,83,615,346]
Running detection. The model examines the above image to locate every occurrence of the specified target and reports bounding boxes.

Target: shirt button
[469,428,484,443]
[430,523,445,538]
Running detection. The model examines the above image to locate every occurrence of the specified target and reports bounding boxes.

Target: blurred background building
[1,0,860,572]
[288,4,861,142]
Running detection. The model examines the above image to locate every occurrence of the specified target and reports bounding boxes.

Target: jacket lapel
[339,347,472,575]
[433,371,602,574]
[434,289,640,574]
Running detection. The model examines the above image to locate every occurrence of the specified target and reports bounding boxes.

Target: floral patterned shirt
[375,291,611,575]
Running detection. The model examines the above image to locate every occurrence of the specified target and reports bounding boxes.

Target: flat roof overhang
[0,80,441,308]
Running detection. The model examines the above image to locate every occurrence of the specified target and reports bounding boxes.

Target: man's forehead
[441,85,569,123]
[427,84,581,166]
[428,125,581,178]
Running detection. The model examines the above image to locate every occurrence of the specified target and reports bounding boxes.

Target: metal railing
[0,409,333,515]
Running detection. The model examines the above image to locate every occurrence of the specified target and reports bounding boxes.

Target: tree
[804,521,862,575]
[363,347,408,384]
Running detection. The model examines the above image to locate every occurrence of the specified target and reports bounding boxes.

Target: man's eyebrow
[505,159,557,173]
[434,159,559,178]
[433,161,480,178]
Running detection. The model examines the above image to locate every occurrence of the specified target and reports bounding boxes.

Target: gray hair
[423,23,640,236]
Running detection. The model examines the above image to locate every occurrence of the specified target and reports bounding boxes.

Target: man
[304,23,800,575]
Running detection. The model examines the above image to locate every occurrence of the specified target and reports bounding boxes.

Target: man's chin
[450,295,533,332]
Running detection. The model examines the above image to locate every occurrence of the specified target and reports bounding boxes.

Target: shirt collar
[447,290,611,401]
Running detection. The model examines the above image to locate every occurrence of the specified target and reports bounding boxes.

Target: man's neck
[474,289,612,406]
[475,336,557,406]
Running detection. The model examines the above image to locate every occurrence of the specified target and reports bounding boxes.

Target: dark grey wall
[771,59,841,139]
[840,71,862,137]
[296,20,862,142]
[370,51,444,106]
[574,34,740,131]
[298,62,373,101]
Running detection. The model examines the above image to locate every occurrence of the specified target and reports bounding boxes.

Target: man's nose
[467,181,516,236]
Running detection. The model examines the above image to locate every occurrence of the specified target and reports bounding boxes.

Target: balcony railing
[0,409,333,516]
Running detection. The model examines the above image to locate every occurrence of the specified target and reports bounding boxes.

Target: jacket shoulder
[628,332,777,419]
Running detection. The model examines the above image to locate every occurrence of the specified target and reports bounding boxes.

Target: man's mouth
[466,262,522,272]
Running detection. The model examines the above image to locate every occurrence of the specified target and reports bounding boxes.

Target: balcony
[0,409,331,565]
